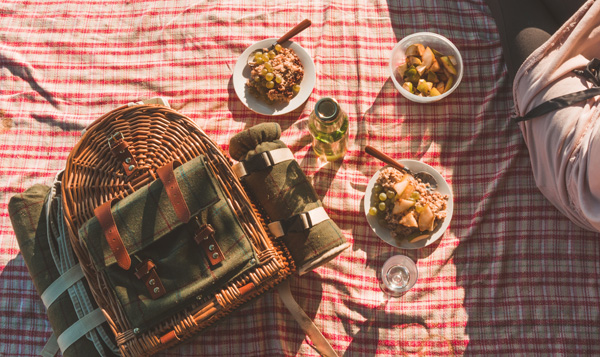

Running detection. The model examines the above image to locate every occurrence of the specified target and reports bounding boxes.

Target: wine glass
[379,254,418,297]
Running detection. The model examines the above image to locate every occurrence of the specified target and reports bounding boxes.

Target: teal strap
[40,333,59,357]
[40,263,84,308]
[56,308,106,353]
[233,147,294,178]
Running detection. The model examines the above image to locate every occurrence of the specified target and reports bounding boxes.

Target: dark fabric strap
[513,87,600,122]
[513,58,600,123]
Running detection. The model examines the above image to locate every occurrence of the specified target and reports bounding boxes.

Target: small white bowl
[389,32,463,103]
[233,39,316,116]
[364,160,454,250]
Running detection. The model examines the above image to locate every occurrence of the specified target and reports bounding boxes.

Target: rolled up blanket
[9,182,117,356]
[229,122,349,275]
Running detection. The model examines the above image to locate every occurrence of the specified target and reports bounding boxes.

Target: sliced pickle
[440,56,457,75]
[404,67,420,85]
[405,44,420,57]
[396,63,408,78]
[407,56,422,66]
[435,81,445,93]
[426,71,438,83]
[416,79,432,95]
[445,74,455,93]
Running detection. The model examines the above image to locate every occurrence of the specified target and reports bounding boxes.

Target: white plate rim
[364,160,454,249]
[233,39,316,116]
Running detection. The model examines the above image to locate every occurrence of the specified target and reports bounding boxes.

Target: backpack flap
[78,154,258,331]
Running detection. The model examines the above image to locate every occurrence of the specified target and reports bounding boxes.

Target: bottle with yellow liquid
[308,97,349,162]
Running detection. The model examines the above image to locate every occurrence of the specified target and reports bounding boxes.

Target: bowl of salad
[389,32,463,103]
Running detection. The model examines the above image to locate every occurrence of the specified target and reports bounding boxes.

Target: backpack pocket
[79,155,258,331]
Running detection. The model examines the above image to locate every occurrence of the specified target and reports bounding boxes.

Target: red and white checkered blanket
[1,0,599,356]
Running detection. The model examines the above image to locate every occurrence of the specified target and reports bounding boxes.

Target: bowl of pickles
[389,32,463,103]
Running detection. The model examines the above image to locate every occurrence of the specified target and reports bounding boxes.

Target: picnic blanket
[1,0,599,356]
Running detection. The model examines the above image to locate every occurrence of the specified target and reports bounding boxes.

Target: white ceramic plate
[233,39,316,116]
[364,160,454,249]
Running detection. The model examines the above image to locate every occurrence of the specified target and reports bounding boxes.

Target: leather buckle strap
[94,160,190,271]
[277,279,338,357]
[134,259,166,299]
[268,207,330,239]
[157,161,191,223]
[232,148,295,178]
[94,199,131,270]
[108,132,138,177]
[193,217,224,266]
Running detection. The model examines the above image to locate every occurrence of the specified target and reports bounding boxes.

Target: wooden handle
[364,145,407,172]
[277,19,311,44]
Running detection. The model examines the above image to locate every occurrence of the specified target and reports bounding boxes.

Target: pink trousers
[514,0,600,232]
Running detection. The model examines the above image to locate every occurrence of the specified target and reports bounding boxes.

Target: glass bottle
[308,97,349,162]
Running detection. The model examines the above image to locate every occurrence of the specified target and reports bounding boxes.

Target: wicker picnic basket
[60,102,294,356]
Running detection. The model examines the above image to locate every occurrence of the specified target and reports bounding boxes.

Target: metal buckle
[248,151,275,170]
[237,151,275,178]
[235,148,295,179]
[281,212,312,234]
[267,207,330,239]
[259,151,275,168]
[192,216,223,266]
[107,132,124,150]
[192,216,215,244]
[299,212,312,230]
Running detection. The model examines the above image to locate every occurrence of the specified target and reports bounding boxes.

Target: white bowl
[233,39,316,116]
[389,32,463,103]
[364,160,454,249]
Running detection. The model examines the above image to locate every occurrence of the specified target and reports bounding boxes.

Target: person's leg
[485,0,587,82]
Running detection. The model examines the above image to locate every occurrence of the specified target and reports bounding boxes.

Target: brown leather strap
[134,259,166,299]
[277,279,338,357]
[193,222,224,266]
[94,199,131,270]
[108,132,138,177]
[133,259,156,279]
[157,161,191,223]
